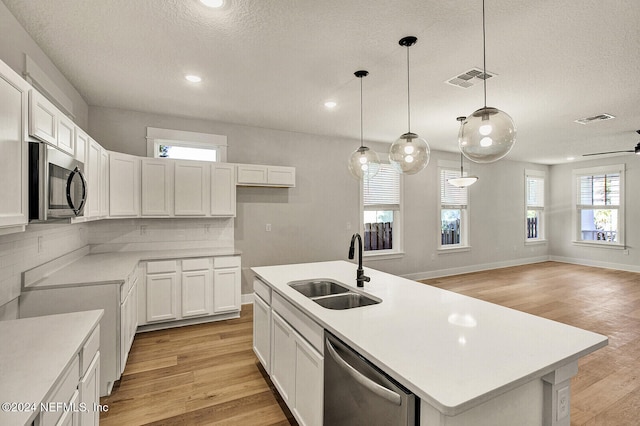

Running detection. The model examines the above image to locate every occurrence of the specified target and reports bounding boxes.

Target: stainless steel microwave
[28,142,87,221]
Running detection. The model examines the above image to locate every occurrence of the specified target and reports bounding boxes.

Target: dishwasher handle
[326,338,402,406]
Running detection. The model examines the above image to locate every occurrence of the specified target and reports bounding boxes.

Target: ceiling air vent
[574,113,616,125]
[445,67,495,89]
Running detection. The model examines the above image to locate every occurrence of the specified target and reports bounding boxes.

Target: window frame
[437,160,470,252]
[524,169,547,245]
[145,127,228,162]
[360,158,404,259]
[572,163,626,249]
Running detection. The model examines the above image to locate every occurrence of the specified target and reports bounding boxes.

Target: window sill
[437,246,471,254]
[571,241,626,250]
[525,239,547,246]
[363,251,405,261]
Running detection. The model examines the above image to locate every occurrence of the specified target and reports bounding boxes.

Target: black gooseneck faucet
[348,233,370,287]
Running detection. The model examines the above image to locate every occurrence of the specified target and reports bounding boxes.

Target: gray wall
[548,156,639,270]
[89,106,552,293]
[0,1,89,128]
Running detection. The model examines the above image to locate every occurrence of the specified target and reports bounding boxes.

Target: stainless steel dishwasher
[324,331,417,425]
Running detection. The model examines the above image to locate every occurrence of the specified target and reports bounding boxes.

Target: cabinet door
[142,159,173,216]
[293,333,324,426]
[146,273,178,322]
[109,152,140,217]
[99,147,110,217]
[120,283,137,374]
[75,127,89,163]
[271,312,296,406]
[182,270,213,317]
[237,164,267,185]
[79,352,100,426]
[267,166,296,187]
[28,90,57,145]
[86,139,101,218]
[174,160,208,216]
[57,114,75,155]
[253,293,271,373]
[56,389,79,426]
[0,61,29,230]
[213,267,241,313]
[211,163,236,216]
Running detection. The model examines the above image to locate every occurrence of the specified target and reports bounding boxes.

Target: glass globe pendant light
[389,36,430,175]
[348,70,380,180]
[459,0,516,163]
[449,117,479,187]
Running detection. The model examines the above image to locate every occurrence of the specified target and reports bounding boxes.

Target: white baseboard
[402,256,551,281]
[241,293,254,305]
[548,256,640,273]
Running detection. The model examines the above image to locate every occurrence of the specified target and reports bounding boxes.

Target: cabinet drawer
[147,260,177,274]
[254,277,271,305]
[213,256,241,268]
[272,292,323,354]
[182,257,211,271]
[80,325,100,377]
[40,355,79,426]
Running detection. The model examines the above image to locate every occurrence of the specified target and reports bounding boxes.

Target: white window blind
[363,164,400,210]
[440,168,468,208]
[526,175,544,208]
[578,174,620,206]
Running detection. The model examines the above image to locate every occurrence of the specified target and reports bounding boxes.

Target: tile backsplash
[0,218,234,319]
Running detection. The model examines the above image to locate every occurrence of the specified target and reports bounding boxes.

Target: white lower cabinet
[253,293,271,373]
[140,256,241,328]
[79,351,101,426]
[120,273,138,373]
[260,287,323,426]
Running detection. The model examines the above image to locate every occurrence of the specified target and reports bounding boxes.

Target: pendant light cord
[360,76,364,148]
[482,0,487,108]
[406,45,411,132]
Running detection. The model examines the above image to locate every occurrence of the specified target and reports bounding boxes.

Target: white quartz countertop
[0,310,103,426]
[24,247,241,290]
[252,261,608,416]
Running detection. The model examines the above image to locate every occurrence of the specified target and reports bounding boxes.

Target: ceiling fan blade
[582,150,634,156]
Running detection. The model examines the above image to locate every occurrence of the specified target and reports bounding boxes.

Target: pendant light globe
[389,36,430,175]
[459,0,516,163]
[458,107,516,163]
[348,70,380,180]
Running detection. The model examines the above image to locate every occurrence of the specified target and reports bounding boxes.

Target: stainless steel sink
[313,292,380,310]
[289,279,350,297]
[288,279,381,310]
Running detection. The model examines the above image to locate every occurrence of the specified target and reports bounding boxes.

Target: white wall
[548,156,639,271]
[88,106,551,294]
[0,1,89,129]
[0,223,88,319]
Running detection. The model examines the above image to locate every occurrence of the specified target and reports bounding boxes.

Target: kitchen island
[252,261,608,426]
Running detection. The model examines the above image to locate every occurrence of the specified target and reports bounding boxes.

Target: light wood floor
[421,261,640,426]
[100,261,639,425]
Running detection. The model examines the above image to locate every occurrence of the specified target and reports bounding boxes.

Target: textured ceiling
[3,0,639,164]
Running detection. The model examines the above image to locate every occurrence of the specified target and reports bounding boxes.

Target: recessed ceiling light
[566,156,575,161]
[324,101,337,109]
[185,75,202,83]
[200,0,225,8]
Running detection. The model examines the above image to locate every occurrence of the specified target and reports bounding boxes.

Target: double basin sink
[288,279,381,310]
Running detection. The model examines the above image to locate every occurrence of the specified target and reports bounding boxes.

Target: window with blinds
[573,165,625,245]
[440,169,468,208]
[362,163,401,253]
[525,171,545,240]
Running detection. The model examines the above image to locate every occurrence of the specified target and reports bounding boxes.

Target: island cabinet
[139,255,241,330]
[252,278,323,426]
[0,59,29,236]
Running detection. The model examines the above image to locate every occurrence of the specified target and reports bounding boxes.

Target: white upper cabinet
[236,164,295,187]
[141,159,174,216]
[56,114,75,156]
[86,138,101,218]
[174,160,209,216]
[75,127,89,163]
[99,147,109,217]
[0,60,30,234]
[109,152,140,217]
[28,90,57,145]
[211,163,236,217]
